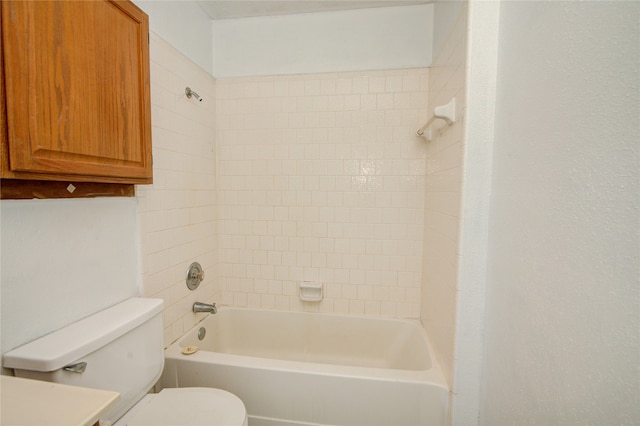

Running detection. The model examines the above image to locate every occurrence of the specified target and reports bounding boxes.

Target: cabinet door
[1,0,152,183]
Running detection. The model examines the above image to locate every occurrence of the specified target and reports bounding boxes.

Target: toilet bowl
[3,298,247,426]
[116,388,247,426]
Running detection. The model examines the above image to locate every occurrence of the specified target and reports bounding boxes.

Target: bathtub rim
[165,307,449,390]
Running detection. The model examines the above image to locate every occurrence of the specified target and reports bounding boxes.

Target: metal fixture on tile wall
[185,262,205,290]
[416,97,456,142]
[193,301,217,314]
[198,327,206,340]
[185,87,202,102]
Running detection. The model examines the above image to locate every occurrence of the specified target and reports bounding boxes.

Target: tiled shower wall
[421,5,468,385]
[138,34,218,346]
[216,69,429,318]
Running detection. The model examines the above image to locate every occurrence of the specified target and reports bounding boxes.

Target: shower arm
[185,87,202,102]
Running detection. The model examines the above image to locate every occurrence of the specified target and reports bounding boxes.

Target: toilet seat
[125,388,248,426]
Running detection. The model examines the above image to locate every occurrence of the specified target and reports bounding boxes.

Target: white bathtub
[161,308,449,426]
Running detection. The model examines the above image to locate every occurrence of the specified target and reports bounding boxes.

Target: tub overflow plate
[198,327,206,340]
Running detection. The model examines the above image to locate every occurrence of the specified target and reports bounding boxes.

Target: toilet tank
[3,298,164,424]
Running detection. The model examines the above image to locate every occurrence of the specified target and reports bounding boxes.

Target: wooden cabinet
[0,0,152,190]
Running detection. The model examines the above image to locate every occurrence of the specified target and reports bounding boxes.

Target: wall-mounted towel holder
[417,97,456,142]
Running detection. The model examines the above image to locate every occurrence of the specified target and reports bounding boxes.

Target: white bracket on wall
[416,97,456,142]
[299,281,323,302]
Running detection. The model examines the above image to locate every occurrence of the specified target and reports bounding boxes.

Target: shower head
[185,87,202,102]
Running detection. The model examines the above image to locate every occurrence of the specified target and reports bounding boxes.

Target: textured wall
[480,1,640,424]
[137,33,218,347]
[450,1,499,423]
[215,69,429,317]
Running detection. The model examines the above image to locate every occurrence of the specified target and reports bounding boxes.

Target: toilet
[2,298,247,426]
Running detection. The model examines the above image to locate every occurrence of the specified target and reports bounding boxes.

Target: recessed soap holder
[299,281,323,302]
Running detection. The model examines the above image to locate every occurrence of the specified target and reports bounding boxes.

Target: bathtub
[161,308,449,426]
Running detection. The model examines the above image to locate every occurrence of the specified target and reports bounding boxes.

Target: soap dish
[299,281,323,302]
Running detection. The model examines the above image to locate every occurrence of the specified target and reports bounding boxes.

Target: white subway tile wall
[138,33,218,346]
[421,7,468,386]
[216,69,429,318]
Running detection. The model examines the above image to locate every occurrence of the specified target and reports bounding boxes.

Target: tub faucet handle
[186,262,205,290]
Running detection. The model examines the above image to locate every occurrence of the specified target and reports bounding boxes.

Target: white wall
[431,1,464,59]
[450,1,499,423]
[212,5,433,78]
[479,1,640,424]
[134,0,214,75]
[0,198,139,358]
[215,69,429,316]
[138,33,218,346]
[420,0,468,389]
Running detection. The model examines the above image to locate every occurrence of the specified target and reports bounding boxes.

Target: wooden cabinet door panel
[2,0,152,182]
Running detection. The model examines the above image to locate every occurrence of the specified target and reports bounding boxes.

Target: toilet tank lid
[3,298,163,372]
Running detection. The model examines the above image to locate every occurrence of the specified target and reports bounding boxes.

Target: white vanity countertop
[0,375,120,426]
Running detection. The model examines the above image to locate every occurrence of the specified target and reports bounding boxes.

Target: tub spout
[193,302,217,314]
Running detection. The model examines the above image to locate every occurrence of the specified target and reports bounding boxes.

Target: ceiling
[197,1,430,20]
